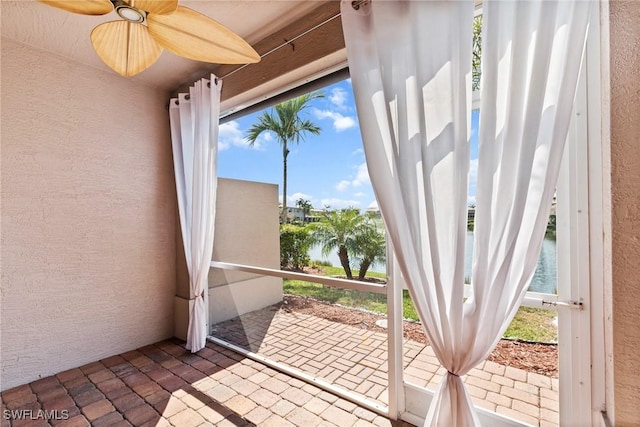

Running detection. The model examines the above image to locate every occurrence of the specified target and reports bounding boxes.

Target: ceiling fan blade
[38,0,114,15]
[129,0,177,15]
[147,6,260,65]
[90,21,163,77]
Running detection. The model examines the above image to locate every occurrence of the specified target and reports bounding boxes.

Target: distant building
[366,207,382,219]
[280,206,323,223]
[468,207,476,221]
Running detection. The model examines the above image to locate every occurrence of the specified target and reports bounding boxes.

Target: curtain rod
[219,14,341,81]
[170,0,369,98]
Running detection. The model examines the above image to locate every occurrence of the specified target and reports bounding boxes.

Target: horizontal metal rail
[211,261,557,310]
[210,261,387,294]
[521,291,560,311]
[464,286,559,311]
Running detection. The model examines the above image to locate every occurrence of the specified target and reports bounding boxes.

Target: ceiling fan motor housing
[114,0,146,23]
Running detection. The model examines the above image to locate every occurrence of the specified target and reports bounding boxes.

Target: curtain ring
[352,0,370,10]
[185,94,191,100]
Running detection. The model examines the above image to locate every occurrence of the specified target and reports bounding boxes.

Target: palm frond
[246,111,287,146]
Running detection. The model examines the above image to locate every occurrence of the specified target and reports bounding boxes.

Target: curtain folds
[341,0,590,424]
[169,75,222,353]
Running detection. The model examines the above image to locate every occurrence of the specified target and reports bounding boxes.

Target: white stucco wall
[174,178,282,337]
[0,38,176,391]
[209,178,282,324]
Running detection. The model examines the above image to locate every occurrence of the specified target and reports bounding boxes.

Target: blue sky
[217,78,480,210]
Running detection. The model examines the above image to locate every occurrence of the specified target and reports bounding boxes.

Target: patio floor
[210,303,559,427]
[0,340,415,427]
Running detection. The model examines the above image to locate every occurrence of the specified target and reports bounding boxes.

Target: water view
[309,231,557,294]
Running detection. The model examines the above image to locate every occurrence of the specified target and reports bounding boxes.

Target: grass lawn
[503,307,557,342]
[284,265,557,343]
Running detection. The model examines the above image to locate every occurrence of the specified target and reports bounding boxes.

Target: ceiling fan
[38,0,261,77]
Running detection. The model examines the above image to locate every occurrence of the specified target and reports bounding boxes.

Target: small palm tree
[309,208,369,280]
[246,93,323,223]
[355,225,386,280]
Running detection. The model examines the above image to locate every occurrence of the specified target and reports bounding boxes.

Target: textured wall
[174,178,282,334]
[209,178,280,286]
[174,178,280,298]
[209,178,282,324]
[0,39,176,391]
[609,1,640,425]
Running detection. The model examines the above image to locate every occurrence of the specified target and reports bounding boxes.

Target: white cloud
[261,132,273,143]
[329,87,348,109]
[334,162,370,192]
[367,200,378,210]
[352,163,370,187]
[354,192,366,198]
[279,193,320,209]
[336,180,351,192]
[218,120,269,150]
[290,192,312,200]
[216,122,238,150]
[218,121,246,149]
[333,115,357,131]
[279,192,316,206]
[351,148,364,156]
[467,195,477,206]
[288,192,314,204]
[321,198,361,209]
[312,109,357,132]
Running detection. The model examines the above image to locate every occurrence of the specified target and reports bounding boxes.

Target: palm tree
[246,93,323,222]
[296,198,312,223]
[355,225,386,280]
[309,208,369,280]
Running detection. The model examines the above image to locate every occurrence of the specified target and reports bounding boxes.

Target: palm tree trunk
[338,246,353,280]
[282,141,288,223]
[358,259,372,280]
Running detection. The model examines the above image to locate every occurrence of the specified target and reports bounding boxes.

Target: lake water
[308,231,557,294]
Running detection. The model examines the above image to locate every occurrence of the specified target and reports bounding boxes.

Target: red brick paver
[211,304,559,427]
[1,340,415,427]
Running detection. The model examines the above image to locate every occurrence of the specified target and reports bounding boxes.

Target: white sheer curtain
[169,75,221,353]
[342,0,590,425]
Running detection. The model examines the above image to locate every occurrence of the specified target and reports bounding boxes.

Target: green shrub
[310,260,333,268]
[280,224,311,270]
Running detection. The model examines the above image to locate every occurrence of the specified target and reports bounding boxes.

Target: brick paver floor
[211,304,559,427]
[0,340,415,427]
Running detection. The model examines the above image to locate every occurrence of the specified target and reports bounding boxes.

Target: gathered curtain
[169,75,222,352]
[341,0,590,424]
